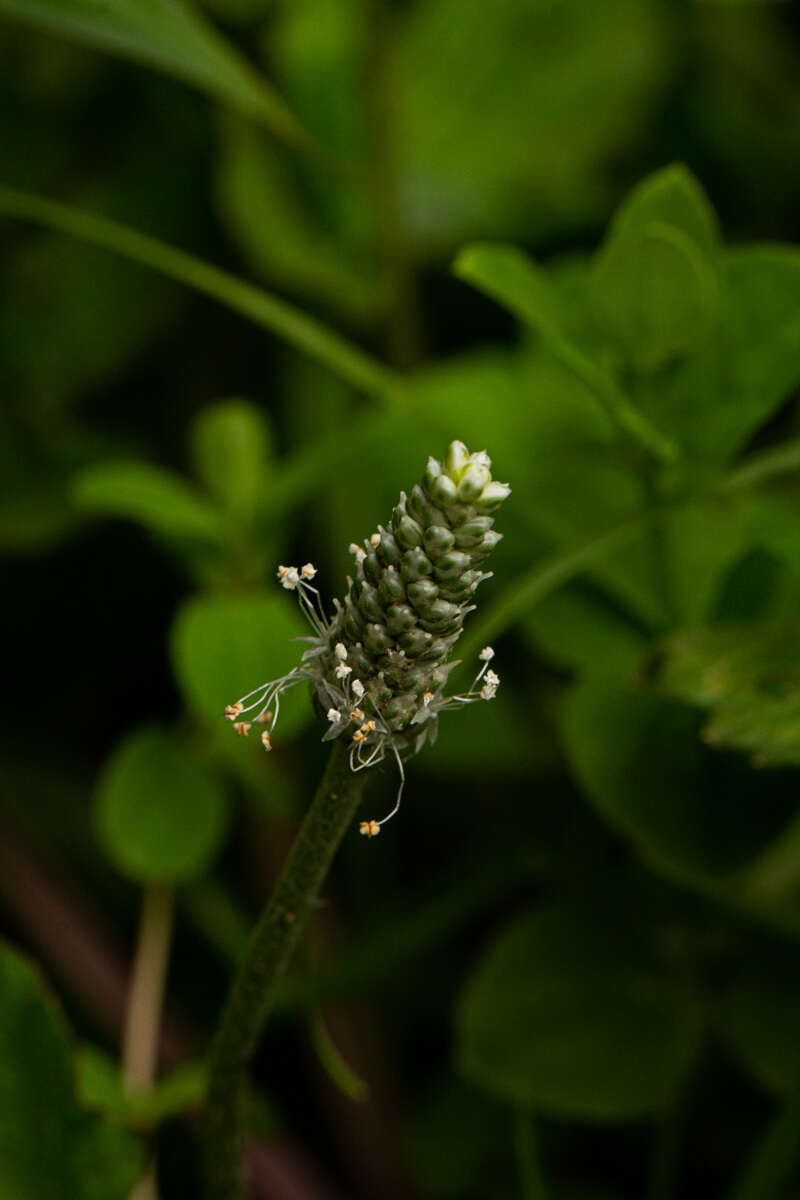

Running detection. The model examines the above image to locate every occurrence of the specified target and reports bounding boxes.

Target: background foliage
[4,1,800,1197]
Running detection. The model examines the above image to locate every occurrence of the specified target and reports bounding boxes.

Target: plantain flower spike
[225,442,510,833]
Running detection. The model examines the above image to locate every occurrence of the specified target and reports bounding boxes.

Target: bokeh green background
[4,1,800,1197]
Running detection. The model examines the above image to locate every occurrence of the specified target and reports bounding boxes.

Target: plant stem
[122,884,175,1200]
[123,885,175,1094]
[204,740,369,1200]
[514,1106,547,1200]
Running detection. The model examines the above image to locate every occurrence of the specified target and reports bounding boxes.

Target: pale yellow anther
[224,702,244,721]
[233,722,251,737]
[352,729,367,744]
[359,819,381,838]
[350,707,365,722]
[422,691,434,707]
[260,730,272,751]
[360,720,377,734]
[256,710,272,726]
[369,533,381,548]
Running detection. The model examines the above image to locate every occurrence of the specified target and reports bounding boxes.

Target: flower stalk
[205,443,509,1197]
[204,739,367,1199]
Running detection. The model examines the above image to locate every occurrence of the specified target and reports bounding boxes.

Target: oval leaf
[95,729,228,883]
[456,901,697,1120]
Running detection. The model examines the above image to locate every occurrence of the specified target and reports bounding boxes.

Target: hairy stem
[204,740,369,1200]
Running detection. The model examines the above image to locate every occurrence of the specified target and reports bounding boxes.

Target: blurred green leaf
[656,623,800,767]
[720,947,800,1095]
[456,897,698,1120]
[728,1091,800,1200]
[72,460,224,541]
[169,590,312,736]
[394,0,670,249]
[0,0,310,150]
[523,581,648,679]
[561,681,796,881]
[591,222,718,370]
[0,944,142,1199]
[453,243,677,462]
[215,116,379,323]
[406,1078,516,1199]
[636,248,800,466]
[77,1047,207,1126]
[190,398,273,520]
[602,163,719,255]
[95,729,228,883]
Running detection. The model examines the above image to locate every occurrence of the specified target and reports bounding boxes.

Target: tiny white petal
[352,679,365,699]
[277,564,300,590]
[485,669,500,687]
[335,662,352,679]
[479,646,495,661]
[335,642,348,661]
[480,683,497,700]
[369,533,381,547]
[326,708,341,723]
[301,562,317,579]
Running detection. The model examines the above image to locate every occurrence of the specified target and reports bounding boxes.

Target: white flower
[326,708,341,723]
[335,662,352,679]
[301,562,317,580]
[335,642,348,661]
[480,683,497,700]
[369,533,381,547]
[479,646,495,661]
[277,565,300,590]
[352,678,365,699]
[485,669,500,687]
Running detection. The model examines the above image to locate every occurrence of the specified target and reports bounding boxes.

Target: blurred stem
[123,885,175,1093]
[0,188,402,401]
[365,0,424,368]
[122,884,175,1200]
[204,740,369,1200]
[514,1106,547,1200]
[648,1102,683,1200]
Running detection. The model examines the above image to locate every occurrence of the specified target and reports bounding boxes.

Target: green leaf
[169,590,312,736]
[603,164,719,255]
[636,248,800,466]
[0,0,310,150]
[523,581,648,679]
[95,729,228,883]
[77,1047,207,1126]
[561,680,796,882]
[656,623,800,767]
[190,398,274,519]
[456,896,698,1120]
[728,1091,800,1200]
[720,947,800,1095]
[214,117,379,323]
[395,0,670,249]
[453,243,677,462]
[590,221,719,370]
[72,460,224,541]
[0,944,142,1199]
